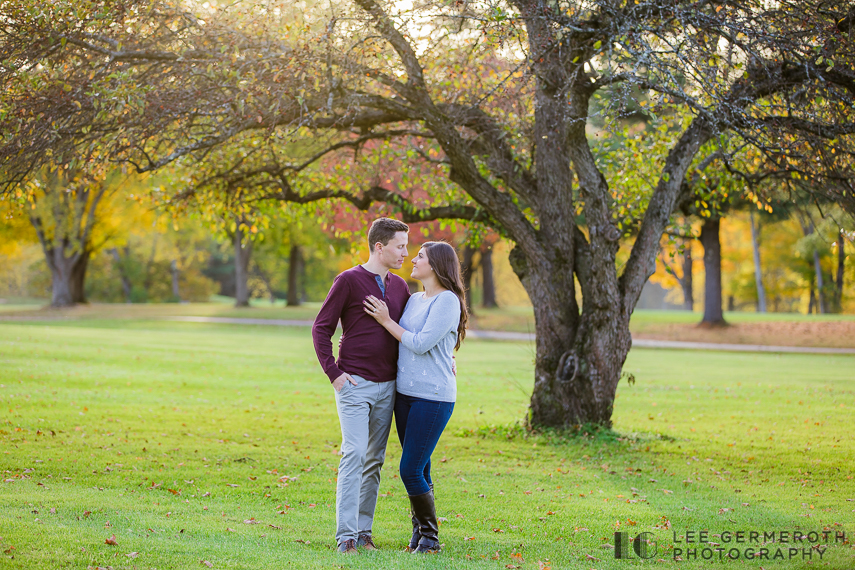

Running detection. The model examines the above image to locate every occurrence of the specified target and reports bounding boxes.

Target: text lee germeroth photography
[614,528,849,562]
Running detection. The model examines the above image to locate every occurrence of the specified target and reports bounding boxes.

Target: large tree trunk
[700,217,726,325]
[834,230,845,312]
[287,243,303,307]
[749,210,767,313]
[46,247,89,307]
[110,247,133,303]
[511,239,629,429]
[27,168,108,309]
[234,225,253,307]
[812,249,826,314]
[680,238,694,310]
[460,244,475,313]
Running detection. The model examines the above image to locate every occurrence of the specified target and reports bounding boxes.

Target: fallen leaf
[226,484,239,488]
[201,561,214,568]
[168,489,180,495]
[105,534,118,546]
[464,536,475,541]
[585,554,600,561]
[226,528,236,532]
[243,518,259,525]
[125,552,139,558]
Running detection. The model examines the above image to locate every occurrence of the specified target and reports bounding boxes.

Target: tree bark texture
[287,243,304,306]
[45,247,89,307]
[700,218,726,325]
[460,245,475,313]
[749,211,767,313]
[234,225,253,307]
[480,245,497,308]
[834,230,845,312]
[813,249,827,314]
[680,239,694,311]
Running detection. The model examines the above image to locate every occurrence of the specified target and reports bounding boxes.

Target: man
[312,217,411,554]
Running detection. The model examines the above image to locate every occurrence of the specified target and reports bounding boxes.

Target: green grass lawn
[1,318,853,569]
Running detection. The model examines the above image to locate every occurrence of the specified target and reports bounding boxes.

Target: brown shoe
[338,539,357,554]
[357,534,377,550]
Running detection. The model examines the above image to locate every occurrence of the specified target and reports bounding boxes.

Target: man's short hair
[368,218,409,252]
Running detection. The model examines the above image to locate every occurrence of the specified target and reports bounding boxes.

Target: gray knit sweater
[396,290,461,403]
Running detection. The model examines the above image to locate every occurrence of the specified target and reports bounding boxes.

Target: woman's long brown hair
[422,241,469,351]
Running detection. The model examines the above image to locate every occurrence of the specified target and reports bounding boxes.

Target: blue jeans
[395,392,454,496]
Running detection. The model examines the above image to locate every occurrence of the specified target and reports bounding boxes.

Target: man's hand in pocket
[332,373,358,392]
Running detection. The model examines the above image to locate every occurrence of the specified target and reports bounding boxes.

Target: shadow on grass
[456,421,678,449]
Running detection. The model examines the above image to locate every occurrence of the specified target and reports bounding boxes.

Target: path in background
[3,303,854,351]
[159,316,855,355]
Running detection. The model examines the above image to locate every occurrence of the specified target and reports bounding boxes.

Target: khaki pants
[333,375,396,545]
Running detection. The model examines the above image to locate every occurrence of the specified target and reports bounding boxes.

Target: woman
[363,241,468,553]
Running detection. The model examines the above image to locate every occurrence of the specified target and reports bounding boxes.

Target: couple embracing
[311,217,468,554]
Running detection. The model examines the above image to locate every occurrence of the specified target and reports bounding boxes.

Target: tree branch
[262,177,496,226]
[619,117,712,314]
[351,0,426,89]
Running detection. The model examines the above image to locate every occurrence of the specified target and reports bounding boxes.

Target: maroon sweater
[312,265,411,383]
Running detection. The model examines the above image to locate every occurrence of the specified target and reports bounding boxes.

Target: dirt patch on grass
[633,320,855,349]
